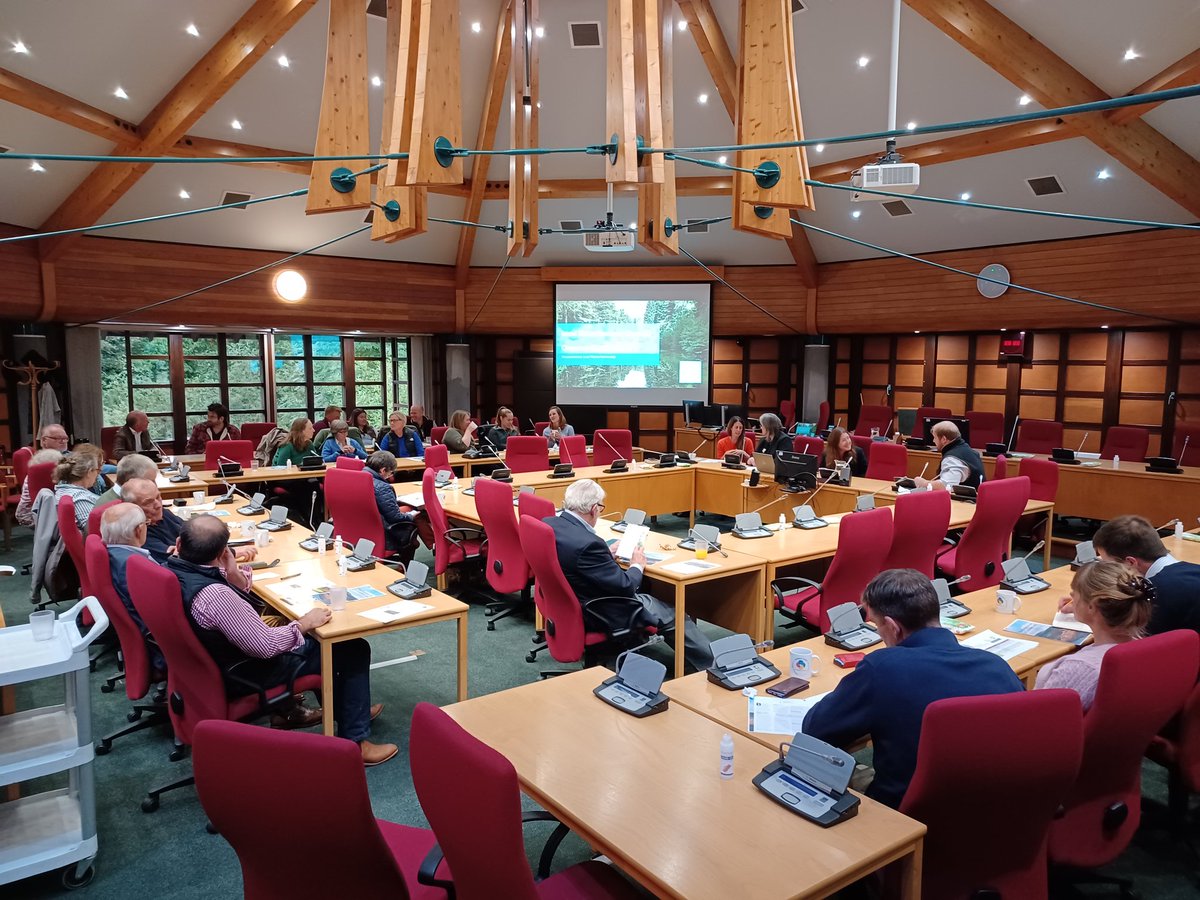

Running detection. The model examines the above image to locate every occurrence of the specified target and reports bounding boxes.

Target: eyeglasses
[593,503,605,514]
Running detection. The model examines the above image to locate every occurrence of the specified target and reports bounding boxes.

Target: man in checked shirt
[166,515,397,766]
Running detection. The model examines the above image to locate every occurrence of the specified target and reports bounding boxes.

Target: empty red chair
[26,460,56,499]
[935,476,1031,589]
[816,401,830,433]
[558,434,589,468]
[992,454,1008,480]
[1015,419,1063,455]
[792,435,823,456]
[1019,456,1059,502]
[1049,631,1200,890]
[430,426,448,445]
[503,436,550,474]
[865,441,907,480]
[902,691,1084,900]
[410,702,637,900]
[779,399,796,429]
[965,411,1005,449]
[12,445,32,486]
[772,506,894,632]
[100,425,119,462]
[335,456,365,471]
[532,420,550,437]
[203,439,255,471]
[325,468,386,551]
[914,407,954,433]
[850,433,874,459]
[194,720,444,899]
[592,429,633,466]
[239,421,276,449]
[854,405,894,436]
[423,444,452,473]
[423,468,485,590]
[1173,423,1200,466]
[1099,426,1149,462]
[87,499,119,544]
[881,489,951,578]
[1146,679,1200,823]
[475,477,531,629]
[517,491,555,522]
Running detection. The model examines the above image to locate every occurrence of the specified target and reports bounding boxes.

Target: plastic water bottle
[1175,520,1184,538]
[317,535,327,556]
[719,733,735,779]
[334,534,344,557]
[778,513,787,534]
[1112,454,1120,470]
[337,555,348,578]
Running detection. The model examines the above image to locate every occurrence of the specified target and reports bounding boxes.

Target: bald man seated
[913,420,986,490]
[113,410,156,460]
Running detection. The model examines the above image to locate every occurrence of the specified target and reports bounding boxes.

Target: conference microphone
[1005,417,1021,454]
[1154,517,1180,536]
[594,430,629,467]
[711,638,775,669]
[685,527,728,557]
[916,462,929,480]
[1075,432,1089,453]
[1180,435,1190,464]
[681,430,718,461]
[330,537,407,570]
[614,634,667,671]
[1020,540,1046,562]
[945,574,972,588]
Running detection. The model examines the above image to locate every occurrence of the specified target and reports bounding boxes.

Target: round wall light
[274,269,307,302]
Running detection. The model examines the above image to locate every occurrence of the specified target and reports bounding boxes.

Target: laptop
[752,452,776,475]
[387,560,432,600]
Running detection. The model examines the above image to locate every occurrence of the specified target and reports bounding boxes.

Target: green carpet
[1,513,1196,898]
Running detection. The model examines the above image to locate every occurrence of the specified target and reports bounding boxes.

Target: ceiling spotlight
[914,330,921,334]
[277,54,289,68]
[698,93,708,104]
[718,155,727,165]
[114,86,128,99]
[857,56,869,68]
[12,40,29,54]
[677,19,688,31]
[29,161,45,173]
[536,101,542,109]
[906,121,917,131]
[274,269,308,303]
[851,209,862,219]
[1097,168,1112,180]
[960,192,972,201]
[1101,324,1110,329]
[186,23,200,37]
[179,189,190,199]
[1018,94,1032,106]
[371,75,382,87]
[231,119,243,130]
[814,143,825,153]
[471,21,481,33]
[534,25,544,38]
[1123,48,1139,61]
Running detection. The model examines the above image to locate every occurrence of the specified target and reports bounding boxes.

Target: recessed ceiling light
[1123,48,1139,61]
[186,23,200,37]
[12,40,29,54]
[698,93,708,104]
[471,21,481,33]
[274,269,308,303]
[371,75,382,87]
[536,101,542,109]
[906,121,917,131]
[534,25,544,38]
[677,19,688,31]
[814,143,825,152]
[179,189,190,199]
[1018,94,1032,106]
[914,330,921,334]
[113,87,128,99]
[1097,168,1112,180]
[231,119,243,130]
[857,56,869,68]
[718,155,727,164]
[1101,325,1110,330]
[851,209,861,219]
[29,161,44,172]
[277,54,289,68]
[960,192,971,201]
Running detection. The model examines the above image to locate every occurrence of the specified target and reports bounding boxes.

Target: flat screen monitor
[923,416,972,446]
[773,451,818,490]
[700,404,726,428]
[682,399,705,426]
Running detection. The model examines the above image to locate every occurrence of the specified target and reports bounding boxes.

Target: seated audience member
[821,426,868,477]
[364,451,433,562]
[545,479,714,671]
[15,448,63,527]
[123,478,255,565]
[348,408,377,444]
[53,445,104,532]
[185,402,241,454]
[100,502,165,671]
[755,413,792,458]
[1093,514,1200,635]
[488,407,520,450]
[406,403,434,441]
[315,405,343,434]
[113,410,156,459]
[167,514,395,764]
[378,411,425,460]
[38,423,110,486]
[542,405,574,450]
[803,568,1024,809]
[1035,559,1152,711]
[320,419,368,462]
[442,409,476,453]
[716,415,755,462]
[272,417,315,467]
[96,453,158,507]
[913,420,985,489]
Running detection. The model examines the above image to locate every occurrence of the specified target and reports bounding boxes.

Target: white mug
[255,529,270,547]
[996,590,1022,614]
[240,522,255,539]
[789,646,821,679]
[192,490,205,504]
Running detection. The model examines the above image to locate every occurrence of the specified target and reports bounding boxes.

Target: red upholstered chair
[410,702,638,900]
[1173,423,1200,466]
[126,555,322,812]
[902,691,1084,900]
[12,445,32,487]
[423,444,452,474]
[881,489,951,578]
[26,460,55,499]
[532,420,550,437]
[504,436,550,474]
[792,435,823,456]
[992,454,1008,480]
[335,456,366,471]
[85,535,168,753]
[100,426,119,462]
[965,411,1005,449]
[517,491,555,522]
[1049,631,1200,892]
[772,506,894,632]
[850,434,874,459]
[423,468,485,590]
[87,499,119,540]
[1015,419,1063,455]
[325,468,386,551]
[914,407,954,433]
[1099,426,1149,462]
[816,401,830,433]
[558,434,589,468]
[865,441,907,480]
[592,429,633,466]
[239,421,276,449]
[193,720,445,900]
[1019,456,1058,502]
[935,476,1030,589]
[56,496,91,598]
[854,405,894,436]
[430,426,448,445]
[1146,678,1200,823]
[202,439,255,471]
[779,399,796,429]
[475,477,532,630]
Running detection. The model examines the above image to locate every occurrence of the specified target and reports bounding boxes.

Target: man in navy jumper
[1094,514,1200,636]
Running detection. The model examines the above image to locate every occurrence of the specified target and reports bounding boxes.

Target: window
[273,334,346,422]
[181,334,267,430]
[351,337,410,430]
[100,332,174,441]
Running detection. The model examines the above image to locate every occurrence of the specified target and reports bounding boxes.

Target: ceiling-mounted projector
[583,219,636,252]
[850,162,921,201]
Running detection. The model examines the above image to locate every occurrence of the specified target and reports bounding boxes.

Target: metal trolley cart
[0,598,109,890]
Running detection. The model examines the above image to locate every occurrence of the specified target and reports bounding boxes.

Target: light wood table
[674,426,721,458]
[445,668,925,900]
[694,463,896,520]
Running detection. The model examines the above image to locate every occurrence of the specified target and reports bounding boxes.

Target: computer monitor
[700,404,726,428]
[923,416,971,446]
[721,404,747,427]
[773,451,818,492]
[682,399,705,426]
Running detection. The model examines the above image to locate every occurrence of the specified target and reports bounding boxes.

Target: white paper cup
[327,586,348,611]
[30,609,56,641]
[255,529,270,547]
[192,491,205,504]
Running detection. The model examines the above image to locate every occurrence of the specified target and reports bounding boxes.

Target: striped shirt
[190,566,303,659]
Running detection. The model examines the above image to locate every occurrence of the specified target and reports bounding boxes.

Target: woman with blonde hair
[1035,559,1154,710]
[489,407,520,450]
[272,417,315,467]
[442,409,475,453]
[54,444,103,532]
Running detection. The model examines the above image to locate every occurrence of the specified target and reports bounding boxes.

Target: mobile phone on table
[765,677,809,698]
[834,652,865,669]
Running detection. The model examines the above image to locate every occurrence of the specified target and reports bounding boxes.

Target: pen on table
[277,572,301,582]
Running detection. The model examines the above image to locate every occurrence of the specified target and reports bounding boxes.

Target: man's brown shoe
[360,740,398,767]
[271,703,322,729]
[370,702,384,721]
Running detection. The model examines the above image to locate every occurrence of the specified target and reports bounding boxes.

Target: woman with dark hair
[716,416,755,462]
[542,406,574,450]
[822,426,867,477]
[489,407,520,450]
[348,408,377,443]
[272,417,315,467]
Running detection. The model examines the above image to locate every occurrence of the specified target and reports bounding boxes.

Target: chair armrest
[579,595,645,634]
[417,844,454,897]
[223,649,309,712]
[443,526,485,553]
[941,535,958,547]
[770,577,823,615]
[521,811,571,881]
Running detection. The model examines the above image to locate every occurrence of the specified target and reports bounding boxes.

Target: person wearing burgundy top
[167,514,397,767]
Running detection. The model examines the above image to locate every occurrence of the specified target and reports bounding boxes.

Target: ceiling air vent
[365,0,387,19]
[882,200,913,217]
[559,219,583,232]
[791,0,807,12]
[0,145,10,154]
[1027,175,1064,197]
[221,191,253,210]
[569,22,602,49]
[685,218,709,234]
[363,209,375,224]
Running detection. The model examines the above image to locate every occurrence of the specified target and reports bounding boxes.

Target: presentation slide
[555,284,711,406]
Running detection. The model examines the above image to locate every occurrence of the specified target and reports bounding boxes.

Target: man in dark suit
[544,479,713,671]
[112,410,155,460]
[803,568,1024,809]
[1094,514,1200,635]
[98,501,164,671]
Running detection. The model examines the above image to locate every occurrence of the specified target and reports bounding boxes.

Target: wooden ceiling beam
[905,0,1200,219]
[37,0,317,262]
[1107,47,1200,125]
[0,67,138,144]
[675,0,737,120]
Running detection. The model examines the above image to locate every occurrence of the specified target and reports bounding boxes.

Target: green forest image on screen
[556,299,707,390]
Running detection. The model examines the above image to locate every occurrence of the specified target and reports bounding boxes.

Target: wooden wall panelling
[1163,330,1183,456]
[462,268,553,335]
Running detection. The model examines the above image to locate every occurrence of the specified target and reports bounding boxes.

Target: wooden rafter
[1107,47,1200,125]
[37,0,317,262]
[0,67,137,145]
[455,1,512,286]
[905,0,1200,219]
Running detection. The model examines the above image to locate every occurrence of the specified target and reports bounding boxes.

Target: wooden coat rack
[2,359,60,443]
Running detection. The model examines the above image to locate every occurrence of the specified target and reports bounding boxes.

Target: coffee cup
[789,646,821,678]
[255,529,270,547]
[996,589,1022,614]
[29,609,56,641]
[192,490,205,504]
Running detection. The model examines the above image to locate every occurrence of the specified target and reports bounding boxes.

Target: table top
[444,668,924,900]
[909,446,1200,485]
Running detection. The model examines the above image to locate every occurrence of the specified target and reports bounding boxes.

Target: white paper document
[358,600,434,623]
[748,692,830,734]
[660,559,720,575]
[396,492,425,508]
[960,629,1039,660]
[616,523,650,560]
[1052,611,1093,633]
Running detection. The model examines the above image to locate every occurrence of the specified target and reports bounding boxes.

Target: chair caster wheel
[100,683,114,693]
[141,796,160,813]
[487,621,496,631]
[127,709,143,723]
[62,864,95,889]
[526,652,537,663]
[206,821,219,835]
[95,740,112,756]
[169,747,186,762]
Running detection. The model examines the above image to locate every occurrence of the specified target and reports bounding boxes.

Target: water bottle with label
[719,733,734,779]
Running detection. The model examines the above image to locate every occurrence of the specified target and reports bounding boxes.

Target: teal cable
[429,215,509,232]
[74,225,372,328]
[788,217,1197,327]
[2,152,408,165]
[807,180,1200,231]
[677,245,804,336]
[663,152,765,178]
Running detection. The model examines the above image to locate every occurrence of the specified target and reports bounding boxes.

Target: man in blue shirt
[803,568,1024,808]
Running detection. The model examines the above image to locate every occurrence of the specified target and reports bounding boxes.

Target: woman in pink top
[1035,559,1154,710]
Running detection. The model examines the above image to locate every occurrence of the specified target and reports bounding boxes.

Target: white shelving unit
[0,597,108,891]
